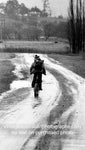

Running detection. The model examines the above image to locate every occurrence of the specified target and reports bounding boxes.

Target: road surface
[0,53,85,150]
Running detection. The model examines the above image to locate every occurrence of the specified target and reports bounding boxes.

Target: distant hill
[0,13,26,27]
[0,13,67,26]
[0,13,67,40]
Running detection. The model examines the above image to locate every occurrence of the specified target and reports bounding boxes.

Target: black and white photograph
[0,0,85,149]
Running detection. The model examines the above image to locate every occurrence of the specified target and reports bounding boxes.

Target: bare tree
[75,0,82,52]
[42,0,51,16]
[82,0,85,52]
[67,0,76,53]
[67,0,84,53]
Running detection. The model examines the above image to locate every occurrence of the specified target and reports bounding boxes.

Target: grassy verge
[48,54,85,78]
[0,53,16,95]
[0,41,69,54]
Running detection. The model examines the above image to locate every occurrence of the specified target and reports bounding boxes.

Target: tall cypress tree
[67,0,84,53]
[82,0,85,52]
[68,0,76,53]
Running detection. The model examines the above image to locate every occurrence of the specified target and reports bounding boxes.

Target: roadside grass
[0,41,69,54]
[0,53,16,95]
[48,54,85,78]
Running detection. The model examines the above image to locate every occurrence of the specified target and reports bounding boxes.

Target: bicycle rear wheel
[34,83,39,98]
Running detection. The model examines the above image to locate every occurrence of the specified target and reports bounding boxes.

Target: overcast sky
[1,0,69,17]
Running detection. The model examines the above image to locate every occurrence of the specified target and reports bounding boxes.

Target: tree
[43,22,67,40]
[75,0,82,52]
[67,0,84,53]
[68,0,76,53]
[0,3,6,14]
[58,15,63,19]
[82,0,85,52]
[5,0,19,17]
[42,0,51,17]
[30,6,41,13]
[43,23,55,39]
[19,3,29,16]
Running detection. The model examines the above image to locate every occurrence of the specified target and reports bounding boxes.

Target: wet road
[0,54,85,150]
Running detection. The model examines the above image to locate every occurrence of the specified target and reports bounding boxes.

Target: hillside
[0,13,27,27]
[0,13,67,40]
[0,13,67,25]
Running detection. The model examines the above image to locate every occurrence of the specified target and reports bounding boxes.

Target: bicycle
[34,76,40,98]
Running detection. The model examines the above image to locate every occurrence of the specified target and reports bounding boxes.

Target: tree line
[0,0,48,18]
[0,0,66,41]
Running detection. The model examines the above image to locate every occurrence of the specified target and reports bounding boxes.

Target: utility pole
[42,0,51,16]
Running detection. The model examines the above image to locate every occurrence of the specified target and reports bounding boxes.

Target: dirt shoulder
[48,54,85,78]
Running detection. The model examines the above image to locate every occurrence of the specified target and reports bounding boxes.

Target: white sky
[1,0,69,17]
